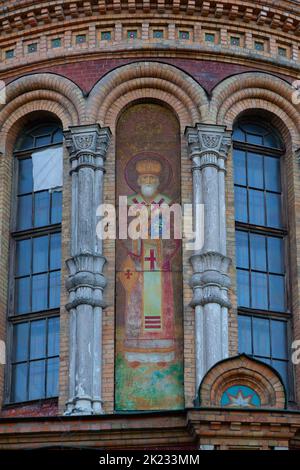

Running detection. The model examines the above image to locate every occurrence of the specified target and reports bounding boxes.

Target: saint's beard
[140,184,159,198]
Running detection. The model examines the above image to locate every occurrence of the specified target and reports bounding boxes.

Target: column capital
[64,124,112,172]
[185,123,232,170]
[189,251,231,308]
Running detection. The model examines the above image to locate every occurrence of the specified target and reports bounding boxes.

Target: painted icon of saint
[118,155,180,363]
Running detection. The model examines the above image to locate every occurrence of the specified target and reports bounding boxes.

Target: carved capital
[64,124,111,172]
[185,123,232,170]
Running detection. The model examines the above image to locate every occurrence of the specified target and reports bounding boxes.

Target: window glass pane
[29,360,45,400]
[46,357,59,397]
[238,316,252,354]
[33,236,48,273]
[17,195,32,230]
[52,128,63,144]
[15,277,30,314]
[237,269,250,307]
[17,135,34,151]
[256,356,271,366]
[247,153,264,189]
[249,189,265,226]
[34,191,50,227]
[233,127,245,142]
[271,320,287,360]
[234,150,246,186]
[236,231,249,269]
[250,233,266,271]
[269,275,285,312]
[49,271,61,309]
[266,193,282,228]
[16,239,31,276]
[234,186,248,222]
[267,237,284,274]
[51,191,62,224]
[32,274,48,312]
[48,317,60,357]
[264,133,281,149]
[50,233,61,270]
[272,360,288,390]
[18,159,33,195]
[35,135,52,147]
[251,272,268,310]
[265,157,281,192]
[30,320,46,360]
[13,323,29,362]
[246,132,263,146]
[242,123,266,136]
[12,363,27,402]
[253,317,270,357]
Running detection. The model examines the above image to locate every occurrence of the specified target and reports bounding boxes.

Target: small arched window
[7,120,63,403]
[233,119,292,398]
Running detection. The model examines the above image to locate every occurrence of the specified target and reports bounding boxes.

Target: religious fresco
[115,102,184,411]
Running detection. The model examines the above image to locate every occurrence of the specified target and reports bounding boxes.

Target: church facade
[0,0,300,450]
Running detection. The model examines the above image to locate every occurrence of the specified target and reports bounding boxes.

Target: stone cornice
[0,2,299,80]
[1,1,300,30]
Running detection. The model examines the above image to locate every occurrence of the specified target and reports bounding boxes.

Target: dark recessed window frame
[5,122,63,405]
[233,119,295,402]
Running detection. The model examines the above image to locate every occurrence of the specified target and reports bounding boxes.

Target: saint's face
[137,174,160,198]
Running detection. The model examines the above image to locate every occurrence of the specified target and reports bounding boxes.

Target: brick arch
[0,73,85,154]
[199,354,286,409]
[210,72,300,149]
[86,62,209,131]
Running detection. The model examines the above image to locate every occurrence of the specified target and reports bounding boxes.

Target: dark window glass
[250,233,266,271]
[15,277,31,314]
[251,272,268,310]
[12,363,27,402]
[234,120,290,395]
[233,150,246,186]
[30,320,46,360]
[17,194,33,230]
[29,360,45,400]
[18,159,33,194]
[234,187,248,222]
[47,358,59,397]
[238,316,252,354]
[237,269,250,307]
[10,121,62,402]
[236,231,249,269]
[51,191,62,224]
[32,274,48,312]
[267,237,284,274]
[247,153,264,189]
[249,189,265,225]
[33,236,48,273]
[48,317,60,357]
[34,191,50,227]
[265,156,281,192]
[16,239,31,276]
[13,323,29,362]
[11,317,60,402]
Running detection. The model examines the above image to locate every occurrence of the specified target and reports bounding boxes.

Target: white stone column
[184,124,232,400]
[64,124,111,415]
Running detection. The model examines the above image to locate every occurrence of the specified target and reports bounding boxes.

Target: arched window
[233,120,292,397]
[7,120,63,403]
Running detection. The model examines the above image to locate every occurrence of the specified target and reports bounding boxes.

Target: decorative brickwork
[199,354,286,409]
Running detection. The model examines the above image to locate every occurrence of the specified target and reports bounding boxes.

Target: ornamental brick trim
[199,354,286,409]
[211,72,300,148]
[0,73,85,153]
[86,61,209,129]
